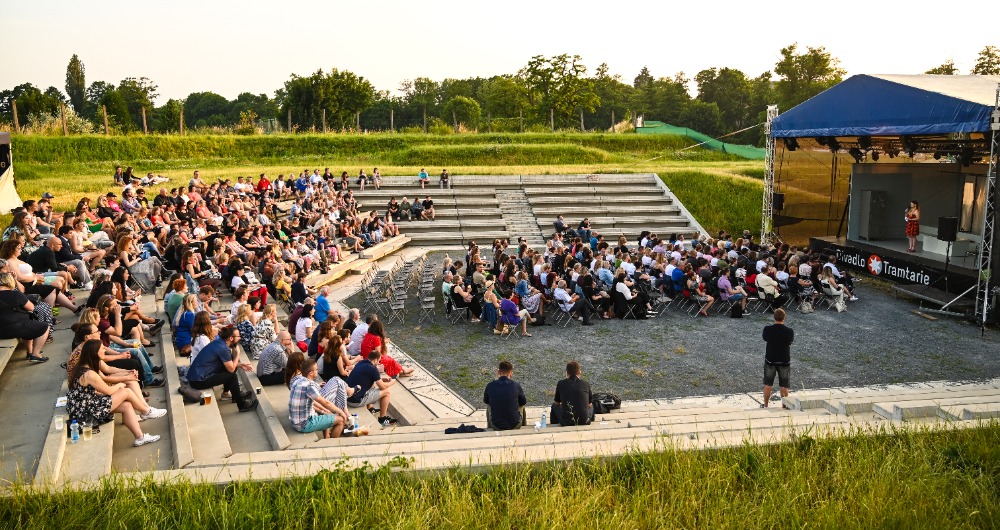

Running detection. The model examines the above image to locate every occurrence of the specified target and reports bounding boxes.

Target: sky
[5,0,999,105]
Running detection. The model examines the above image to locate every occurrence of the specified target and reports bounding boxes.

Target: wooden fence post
[452,110,458,133]
[611,110,615,131]
[390,109,394,132]
[423,109,427,133]
[579,109,584,132]
[356,111,360,131]
[180,108,185,135]
[550,108,554,132]
[12,100,19,132]
[102,105,109,135]
[141,107,148,134]
[487,111,492,133]
[61,103,68,136]
[322,109,327,133]
[519,108,523,133]
[287,109,292,133]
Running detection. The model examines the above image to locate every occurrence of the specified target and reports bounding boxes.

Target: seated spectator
[252,303,280,355]
[295,304,315,351]
[421,196,435,220]
[360,320,413,377]
[186,326,258,412]
[314,286,331,324]
[398,197,412,221]
[287,358,348,439]
[235,303,259,359]
[190,311,215,362]
[553,279,592,325]
[820,267,851,309]
[417,169,429,189]
[257,331,293,386]
[755,266,786,311]
[688,270,716,317]
[514,271,545,318]
[613,270,654,319]
[172,294,198,356]
[551,361,593,426]
[0,271,51,362]
[230,264,268,305]
[68,340,165,447]
[450,281,482,323]
[717,267,748,312]
[496,290,533,337]
[553,215,567,234]
[439,169,450,189]
[483,361,527,430]
[346,349,398,427]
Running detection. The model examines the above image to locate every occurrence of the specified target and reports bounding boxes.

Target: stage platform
[810,236,979,293]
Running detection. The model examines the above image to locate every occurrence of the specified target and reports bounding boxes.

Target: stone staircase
[349,174,706,248]
[495,188,545,246]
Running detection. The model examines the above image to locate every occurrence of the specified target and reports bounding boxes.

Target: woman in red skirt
[905,200,920,252]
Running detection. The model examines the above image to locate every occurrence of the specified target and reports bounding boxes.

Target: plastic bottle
[70,420,80,443]
[540,413,547,429]
[352,413,359,430]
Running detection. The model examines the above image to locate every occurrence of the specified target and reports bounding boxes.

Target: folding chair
[497,320,519,339]
[550,304,575,327]
[417,287,437,324]
[382,289,406,325]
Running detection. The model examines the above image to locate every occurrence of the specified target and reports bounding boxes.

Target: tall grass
[2,423,997,528]
[660,170,763,237]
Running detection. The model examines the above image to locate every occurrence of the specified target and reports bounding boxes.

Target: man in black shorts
[761,308,794,408]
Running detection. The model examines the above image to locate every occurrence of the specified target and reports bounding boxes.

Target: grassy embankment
[11,133,765,237]
[2,423,997,528]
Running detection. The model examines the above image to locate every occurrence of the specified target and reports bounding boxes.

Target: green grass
[3,423,997,528]
[659,170,763,236]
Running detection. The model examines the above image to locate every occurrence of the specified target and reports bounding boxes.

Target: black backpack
[592,393,621,414]
[730,303,744,318]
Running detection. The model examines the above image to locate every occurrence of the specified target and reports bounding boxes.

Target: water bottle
[352,413,359,430]
[540,413,547,429]
[70,420,80,444]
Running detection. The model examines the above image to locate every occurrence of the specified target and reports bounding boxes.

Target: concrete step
[794,384,1000,415]
[60,413,115,483]
[173,339,235,464]
[873,393,1000,421]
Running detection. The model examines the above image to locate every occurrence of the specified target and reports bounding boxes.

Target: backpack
[592,393,621,414]
[178,384,202,404]
[729,303,744,318]
[835,299,847,312]
[798,300,814,314]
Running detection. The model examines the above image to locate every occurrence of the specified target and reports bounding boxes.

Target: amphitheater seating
[348,174,703,248]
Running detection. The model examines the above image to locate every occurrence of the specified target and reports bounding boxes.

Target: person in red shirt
[359,320,414,378]
[256,173,271,196]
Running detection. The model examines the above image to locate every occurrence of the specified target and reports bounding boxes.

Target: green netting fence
[635,121,766,160]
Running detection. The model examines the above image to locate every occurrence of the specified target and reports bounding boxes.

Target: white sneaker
[140,407,167,420]
[133,433,161,447]
[83,282,93,290]
[849,296,859,302]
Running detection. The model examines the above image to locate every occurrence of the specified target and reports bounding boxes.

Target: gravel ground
[345,253,1000,406]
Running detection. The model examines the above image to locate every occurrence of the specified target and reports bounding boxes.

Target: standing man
[483,361,527,430]
[761,308,794,408]
[314,286,331,324]
[552,361,593,426]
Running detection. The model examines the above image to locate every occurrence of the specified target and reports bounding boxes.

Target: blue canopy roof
[771,74,1000,138]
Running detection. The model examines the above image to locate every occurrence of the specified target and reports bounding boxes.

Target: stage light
[901,136,918,157]
[871,150,880,161]
[827,137,841,153]
[815,136,828,146]
[783,137,799,151]
[848,147,864,163]
[933,151,942,160]
[858,136,872,149]
[886,145,900,158]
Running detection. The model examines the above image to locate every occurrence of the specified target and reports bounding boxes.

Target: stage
[810,236,979,292]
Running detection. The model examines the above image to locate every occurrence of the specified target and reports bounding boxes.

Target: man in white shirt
[348,314,375,357]
[553,280,592,325]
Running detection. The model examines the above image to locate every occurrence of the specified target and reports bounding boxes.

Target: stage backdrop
[848,163,987,243]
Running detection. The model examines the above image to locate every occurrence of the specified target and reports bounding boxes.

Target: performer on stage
[905,201,920,252]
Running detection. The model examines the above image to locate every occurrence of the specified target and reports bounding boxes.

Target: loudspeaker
[937,216,958,242]
[772,192,785,211]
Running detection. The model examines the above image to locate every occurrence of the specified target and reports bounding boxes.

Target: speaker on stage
[937,216,958,242]
[773,192,785,211]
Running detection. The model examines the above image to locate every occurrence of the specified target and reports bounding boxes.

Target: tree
[0,83,62,124]
[117,77,158,130]
[774,43,845,110]
[519,54,599,128]
[679,100,723,137]
[972,45,1000,75]
[401,77,440,131]
[229,92,278,123]
[590,63,634,129]
[65,54,87,114]
[442,95,481,131]
[153,99,183,132]
[184,91,231,128]
[633,66,654,89]
[100,88,132,132]
[277,68,377,131]
[478,75,528,129]
[925,59,958,75]
[695,67,751,133]
[631,75,691,125]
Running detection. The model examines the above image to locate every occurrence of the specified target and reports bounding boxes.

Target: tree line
[2,45,998,145]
